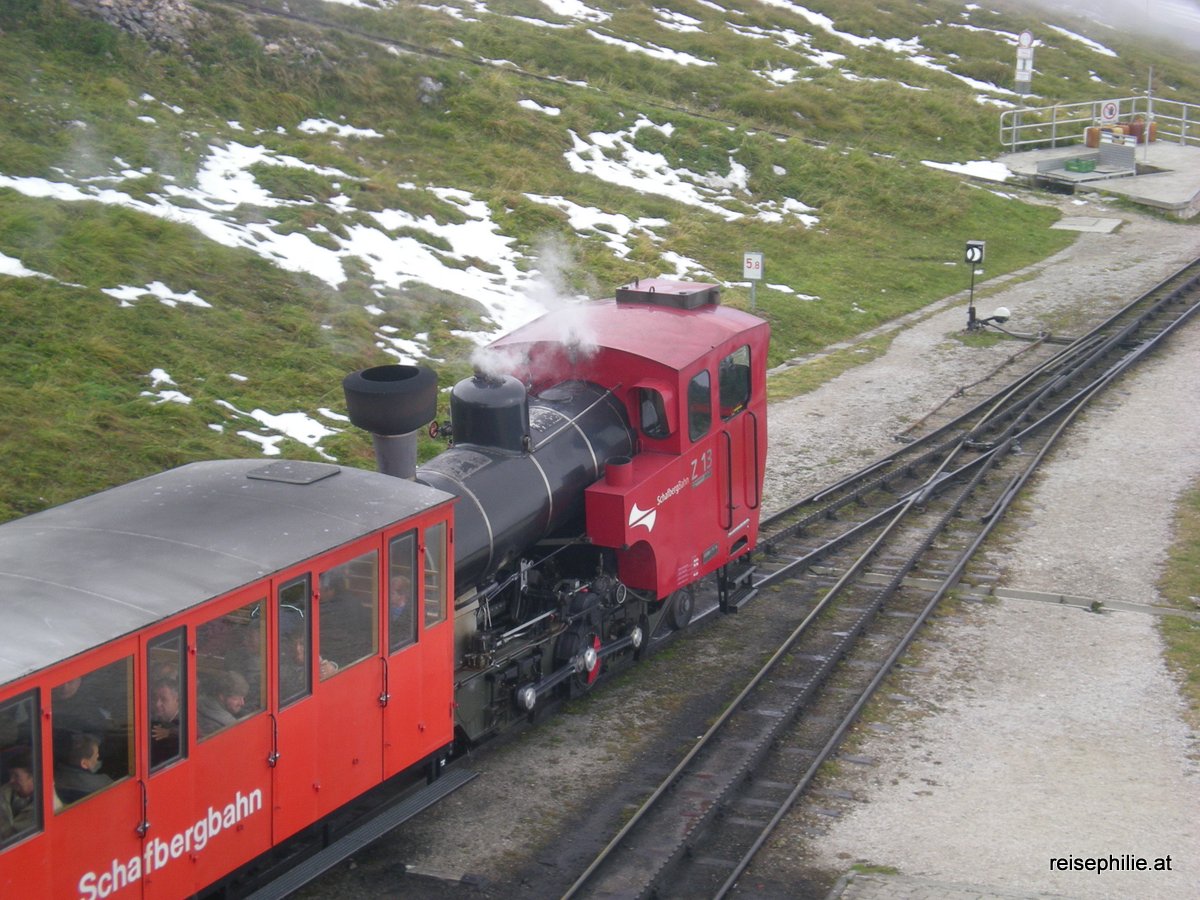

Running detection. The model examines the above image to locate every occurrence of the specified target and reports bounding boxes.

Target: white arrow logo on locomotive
[629,502,657,532]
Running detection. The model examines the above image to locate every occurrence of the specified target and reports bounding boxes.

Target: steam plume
[471,234,600,379]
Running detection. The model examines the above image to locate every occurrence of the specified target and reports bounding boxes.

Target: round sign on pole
[965,240,985,264]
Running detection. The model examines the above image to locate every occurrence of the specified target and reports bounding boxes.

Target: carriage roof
[0,460,452,688]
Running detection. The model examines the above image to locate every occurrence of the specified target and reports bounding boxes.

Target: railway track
[760,256,1200,569]
[559,258,1200,900]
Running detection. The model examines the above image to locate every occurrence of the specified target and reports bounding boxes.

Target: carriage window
[148,630,186,771]
[424,522,448,628]
[278,578,312,707]
[196,599,264,740]
[688,370,712,442]
[718,345,751,421]
[639,388,669,439]
[319,552,379,678]
[389,532,418,653]
[52,658,132,804]
[1,692,41,848]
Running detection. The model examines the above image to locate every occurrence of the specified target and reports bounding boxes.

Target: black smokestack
[342,365,438,479]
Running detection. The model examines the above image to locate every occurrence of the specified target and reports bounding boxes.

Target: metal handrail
[1000,96,1200,151]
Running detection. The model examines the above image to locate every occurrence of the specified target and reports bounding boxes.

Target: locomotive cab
[490,278,769,601]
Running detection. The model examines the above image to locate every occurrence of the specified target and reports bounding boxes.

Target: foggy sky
[1023,0,1200,50]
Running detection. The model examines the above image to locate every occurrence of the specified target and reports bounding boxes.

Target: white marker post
[1015,30,1034,96]
[743,251,763,310]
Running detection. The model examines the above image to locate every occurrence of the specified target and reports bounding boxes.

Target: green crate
[1064,158,1096,173]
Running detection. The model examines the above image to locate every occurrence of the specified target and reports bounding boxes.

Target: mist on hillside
[1025,0,1200,48]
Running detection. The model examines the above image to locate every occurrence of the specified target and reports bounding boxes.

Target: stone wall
[70,0,209,47]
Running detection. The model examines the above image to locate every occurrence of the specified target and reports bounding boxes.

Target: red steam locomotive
[0,279,768,897]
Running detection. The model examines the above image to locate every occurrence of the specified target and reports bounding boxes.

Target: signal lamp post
[964,240,985,330]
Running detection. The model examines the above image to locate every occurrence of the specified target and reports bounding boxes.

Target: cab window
[718,345,751,420]
[51,658,132,804]
[196,599,264,740]
[688,370,712,442]
[1,692,41,847]
[639,387,670,439]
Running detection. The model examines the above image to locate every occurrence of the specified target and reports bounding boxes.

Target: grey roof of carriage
[0,459,453,688]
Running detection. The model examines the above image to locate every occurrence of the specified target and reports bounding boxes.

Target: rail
[1000,96,1200,152]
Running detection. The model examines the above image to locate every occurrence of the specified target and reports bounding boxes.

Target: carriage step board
[247,767,478,899]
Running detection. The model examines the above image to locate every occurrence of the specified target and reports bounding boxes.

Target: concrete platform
[1050,216,1122,233]
[997,141,1200,219]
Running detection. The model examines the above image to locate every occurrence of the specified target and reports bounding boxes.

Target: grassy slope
[0,0,1196,519]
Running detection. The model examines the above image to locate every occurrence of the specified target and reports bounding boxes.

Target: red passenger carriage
[0,460,455,898]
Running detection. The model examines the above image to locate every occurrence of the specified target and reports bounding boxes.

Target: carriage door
[140,628,197,898]
[717,345,757,547]
[381,528,421,779]
[311,541,385,818]
[382,520,454,778]
[270,570,321,842]
[45,647,143,899]
[186,590,274,891]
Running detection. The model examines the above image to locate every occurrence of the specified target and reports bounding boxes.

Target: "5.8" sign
[743,251,763,280]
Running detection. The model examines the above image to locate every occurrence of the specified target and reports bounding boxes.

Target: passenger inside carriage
[318,556,378,674]
[0,748,36,842]
[388,571,415,651]
[200,601,266,717]
[51,677,112,739]
[278,604,336,704]
[197,670,249,738]
[149,680,182,769]
[224,631,263,713]
[53,732,113,804]
[51,660,133,786]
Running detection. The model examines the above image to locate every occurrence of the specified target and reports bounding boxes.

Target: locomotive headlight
[518,685,538,711]
[630,626,644,649]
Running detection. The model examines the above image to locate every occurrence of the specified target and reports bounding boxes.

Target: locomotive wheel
[634,613,651,661]
[567,634,602,697]
[666,586,695,631]
[584,634,601,686]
